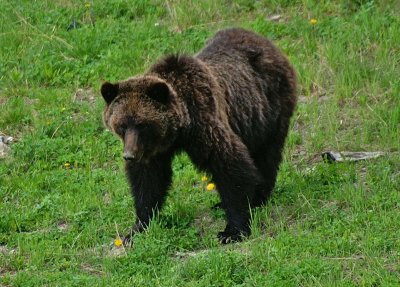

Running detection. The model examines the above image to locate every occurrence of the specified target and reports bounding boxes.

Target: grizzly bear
[101,28,297,244]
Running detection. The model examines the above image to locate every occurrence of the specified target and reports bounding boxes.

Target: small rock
[0,135,13,158]
[1,135,13,144]
[266,14,282,22]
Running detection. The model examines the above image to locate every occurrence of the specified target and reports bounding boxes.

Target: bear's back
[197,28,275,60]
[196,28,296,152]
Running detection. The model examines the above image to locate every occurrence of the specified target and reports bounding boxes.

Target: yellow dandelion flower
[85,3,91,8]
[61,107,66,112]
[114,238,123,247]
[201,176,208,182]
[310,19,317,25]
[64,163,71,169]
[206,183,215,191]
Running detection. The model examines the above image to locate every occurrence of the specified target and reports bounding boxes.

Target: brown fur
[101,28,297,244]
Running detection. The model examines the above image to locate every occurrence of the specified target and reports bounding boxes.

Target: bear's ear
[146,82,171,105]
[101,82,119,104]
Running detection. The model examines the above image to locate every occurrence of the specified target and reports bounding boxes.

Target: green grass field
[1,0,399,286]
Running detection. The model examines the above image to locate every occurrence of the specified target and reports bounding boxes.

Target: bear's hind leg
[251,137,286,208]
[204,132,263,244]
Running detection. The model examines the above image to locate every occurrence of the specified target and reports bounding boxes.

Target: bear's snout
[123,129,144,162]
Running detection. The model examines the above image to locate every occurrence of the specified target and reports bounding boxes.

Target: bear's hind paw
[217,230,246,244]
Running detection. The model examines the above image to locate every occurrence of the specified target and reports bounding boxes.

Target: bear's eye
[136,123,159,140]
[135,123,148,131]
[116,124,127,136]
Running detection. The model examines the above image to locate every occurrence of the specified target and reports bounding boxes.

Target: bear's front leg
[123,153,173,245]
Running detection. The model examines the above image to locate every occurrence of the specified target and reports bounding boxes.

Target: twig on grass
[324,256,365,260]
[51,121,66,138]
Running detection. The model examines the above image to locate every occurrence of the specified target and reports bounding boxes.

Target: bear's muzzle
[123,129,144,162]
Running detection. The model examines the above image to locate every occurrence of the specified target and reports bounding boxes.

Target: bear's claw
[217,230,245,244]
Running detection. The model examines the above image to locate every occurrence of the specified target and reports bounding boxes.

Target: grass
[1,0,399,286]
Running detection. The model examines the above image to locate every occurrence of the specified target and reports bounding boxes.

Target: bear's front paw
[122,231,137,247]
[122,233,133,247]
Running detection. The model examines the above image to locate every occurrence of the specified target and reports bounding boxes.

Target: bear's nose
[123,151,136,161]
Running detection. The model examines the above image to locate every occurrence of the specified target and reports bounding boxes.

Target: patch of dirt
[298,80,332,105]
[385,260,400,274]
[0,97,8,106]
[0,142,11,158]
[175,249,211,259]
[193,211,214,237]
[23,97,39,106]
[0,245,16,255]
[102,193,112,205]
[80,263,105,276]
[23,97,39,119]
[107,244,128,257]
[73,88,96,105]
[57,220,69,231]
[175,240,252,259]
[0,245,19,279]
[298,94,330,104]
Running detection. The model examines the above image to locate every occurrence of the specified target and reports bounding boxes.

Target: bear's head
[101,75,184,164]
